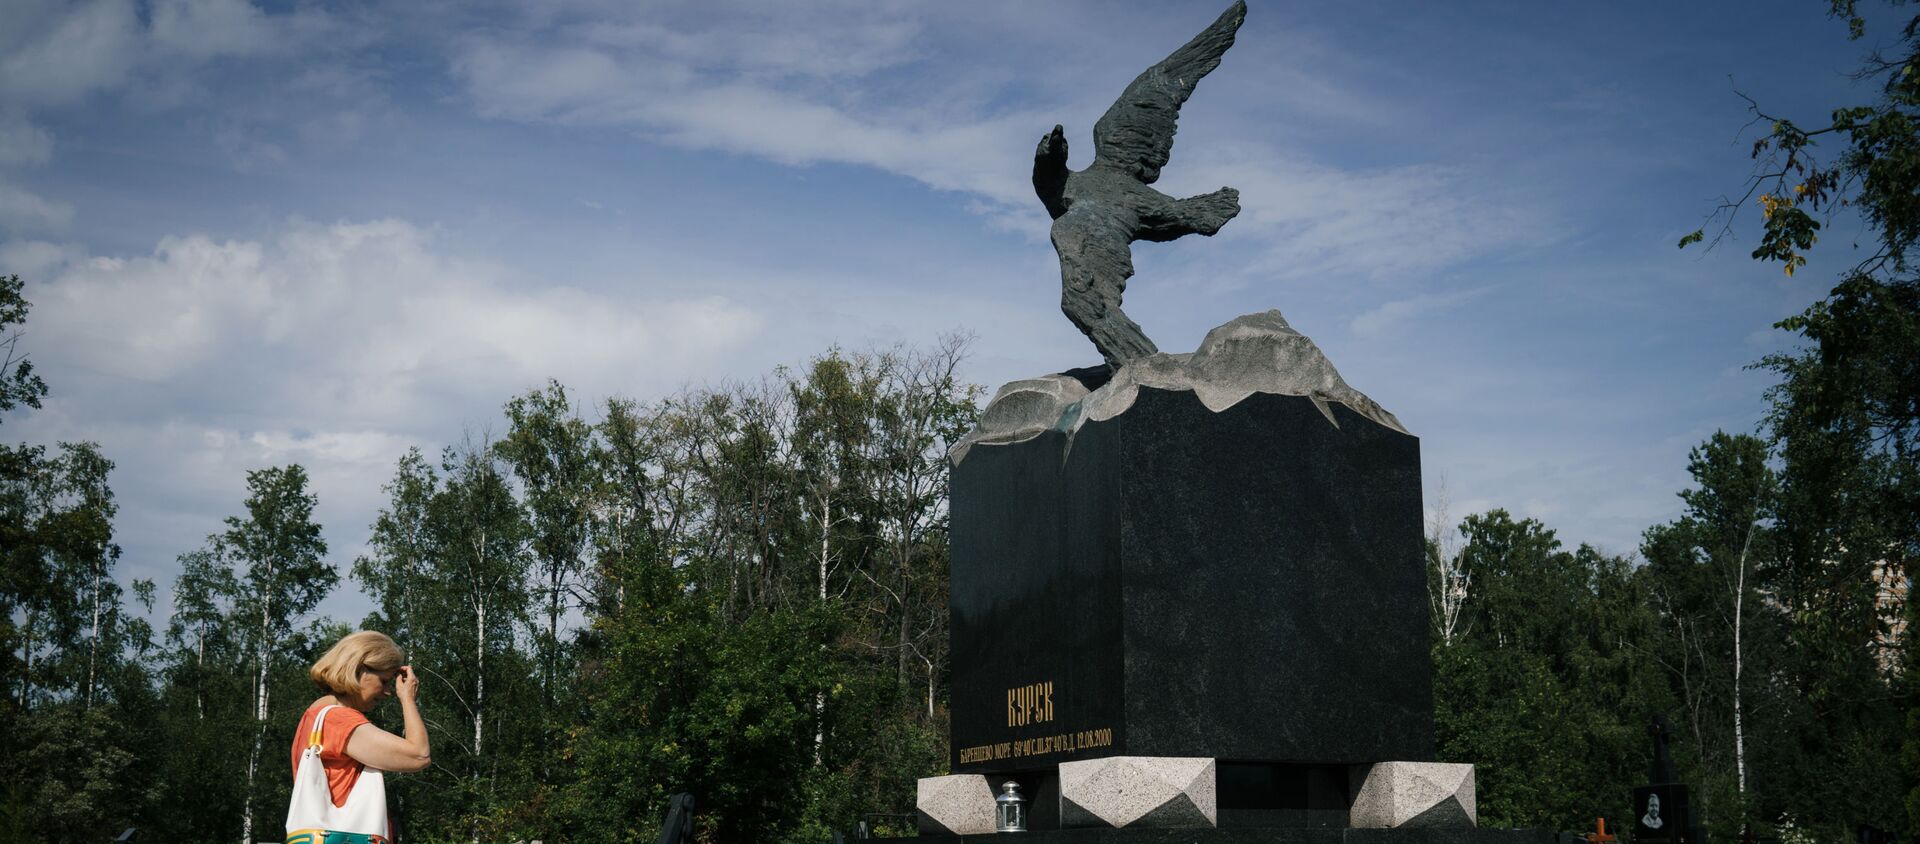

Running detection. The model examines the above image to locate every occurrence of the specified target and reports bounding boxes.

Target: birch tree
[1426,480,1471,647]
[1676,433,1775,802]
[220,465,334,844]
[1642,431,1780,831]
[497,382,597,708]
[358,442,536,837]
[867,338,978,718]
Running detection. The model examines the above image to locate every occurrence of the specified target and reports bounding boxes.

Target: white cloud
[1350,287,1494,339]
[0,239,83,277]
[1172,148,1551,285]
[0,0,141,107]
[0,0,312,112]
[148,0,277,59]
[575,13,920,79]
[447,4,1045,209]
[0,113,54,165]
[34,234,273,381]
[28,218,768,424]
[642,84,1039,204]
[13,216,775,618]
[212,123,289,171]
[0,182,74,233]
[446,4,1548,278]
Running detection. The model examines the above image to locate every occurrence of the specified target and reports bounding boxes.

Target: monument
[909,3,1545,840]
[1633,716,1705,844]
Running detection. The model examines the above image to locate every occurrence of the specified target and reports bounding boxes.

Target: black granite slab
[949,387,1433,774]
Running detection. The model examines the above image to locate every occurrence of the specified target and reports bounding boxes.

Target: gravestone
[655,793,694,844]
[1633,716,1705,844]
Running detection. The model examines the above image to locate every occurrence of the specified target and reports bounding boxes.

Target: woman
[285,631,431,844]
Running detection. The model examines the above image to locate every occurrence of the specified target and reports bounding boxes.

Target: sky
[0,0,1897,626]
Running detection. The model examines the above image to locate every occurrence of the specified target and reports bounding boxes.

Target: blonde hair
[310,631,404,697]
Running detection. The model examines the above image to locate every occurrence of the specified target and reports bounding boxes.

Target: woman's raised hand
[395,665,420,704]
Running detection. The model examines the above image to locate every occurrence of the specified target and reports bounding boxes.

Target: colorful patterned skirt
[284,830,387,844]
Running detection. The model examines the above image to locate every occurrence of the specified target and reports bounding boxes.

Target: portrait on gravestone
[1633,784,1694,844]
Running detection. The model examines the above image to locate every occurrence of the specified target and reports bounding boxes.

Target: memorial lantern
[994,780,1027,832]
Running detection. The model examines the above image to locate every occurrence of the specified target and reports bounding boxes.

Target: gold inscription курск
[955,680,1114,765]
[1007,680,1054,727]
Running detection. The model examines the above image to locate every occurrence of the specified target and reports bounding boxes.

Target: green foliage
[1432,414,1904,837]
[13,701,161,842]
[497,380,598,710]
[1638,433,1785,838]
[356,443,539,839]
[1433,511,1665,830]
[1756,275,1918,836]
[0,277,166,838]
[1685,4,1920,834]
[0,274,49,422]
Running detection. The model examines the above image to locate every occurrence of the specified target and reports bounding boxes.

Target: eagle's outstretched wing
[1090,0,1245,184]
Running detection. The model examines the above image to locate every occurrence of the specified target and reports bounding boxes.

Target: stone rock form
[915,774,999,836]
[1060,756,1217,829]
[950,310,1405,464]
[954,375,1093,461]
[1035,1,1247,368]
[1349,761,1477,829]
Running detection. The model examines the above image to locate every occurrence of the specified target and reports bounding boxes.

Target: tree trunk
[1733,521,1755,799]
[925,649,936,720]
[20,608,33,710]
[476,596,487,760]
[243,723,261,844]
[814,490,830,766]
[87,558,101,709]
[547,571,560,705]
[245,592,270,844]
[474,596,486,844]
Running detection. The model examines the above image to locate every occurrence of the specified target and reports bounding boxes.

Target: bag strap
[307,704,339,751]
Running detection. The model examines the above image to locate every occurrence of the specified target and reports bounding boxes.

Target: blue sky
[0,0,1892,625]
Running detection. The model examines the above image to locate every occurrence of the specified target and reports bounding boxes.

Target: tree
[1434,510,1667,830]
[0,274,48,423]
[217,465,335,844]
[150,547,251,840]
[1427,480,1472,647]
[0,276,163,840]
[1641,432,1785,836]
[0,272,51,775]
[1684,4,1920,832]
[1683,2,1920,278]
[496,382,597,715]
[356,442,536,838]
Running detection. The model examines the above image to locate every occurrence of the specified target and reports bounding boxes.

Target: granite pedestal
[948,386,1433,775]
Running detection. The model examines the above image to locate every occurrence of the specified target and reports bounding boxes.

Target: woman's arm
[344,665,431,773]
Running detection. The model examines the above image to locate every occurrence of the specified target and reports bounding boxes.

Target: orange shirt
[291,704,371,808]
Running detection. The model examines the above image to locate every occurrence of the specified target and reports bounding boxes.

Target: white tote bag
[284,704,390,844]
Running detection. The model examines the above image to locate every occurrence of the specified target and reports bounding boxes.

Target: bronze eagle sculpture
[1033,0,1246,368]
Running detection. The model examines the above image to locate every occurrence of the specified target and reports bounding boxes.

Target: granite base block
[1349,763,1475,829]
[917,774,998,836]
[1060,756,1217,829]
[897,825,1553,843]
